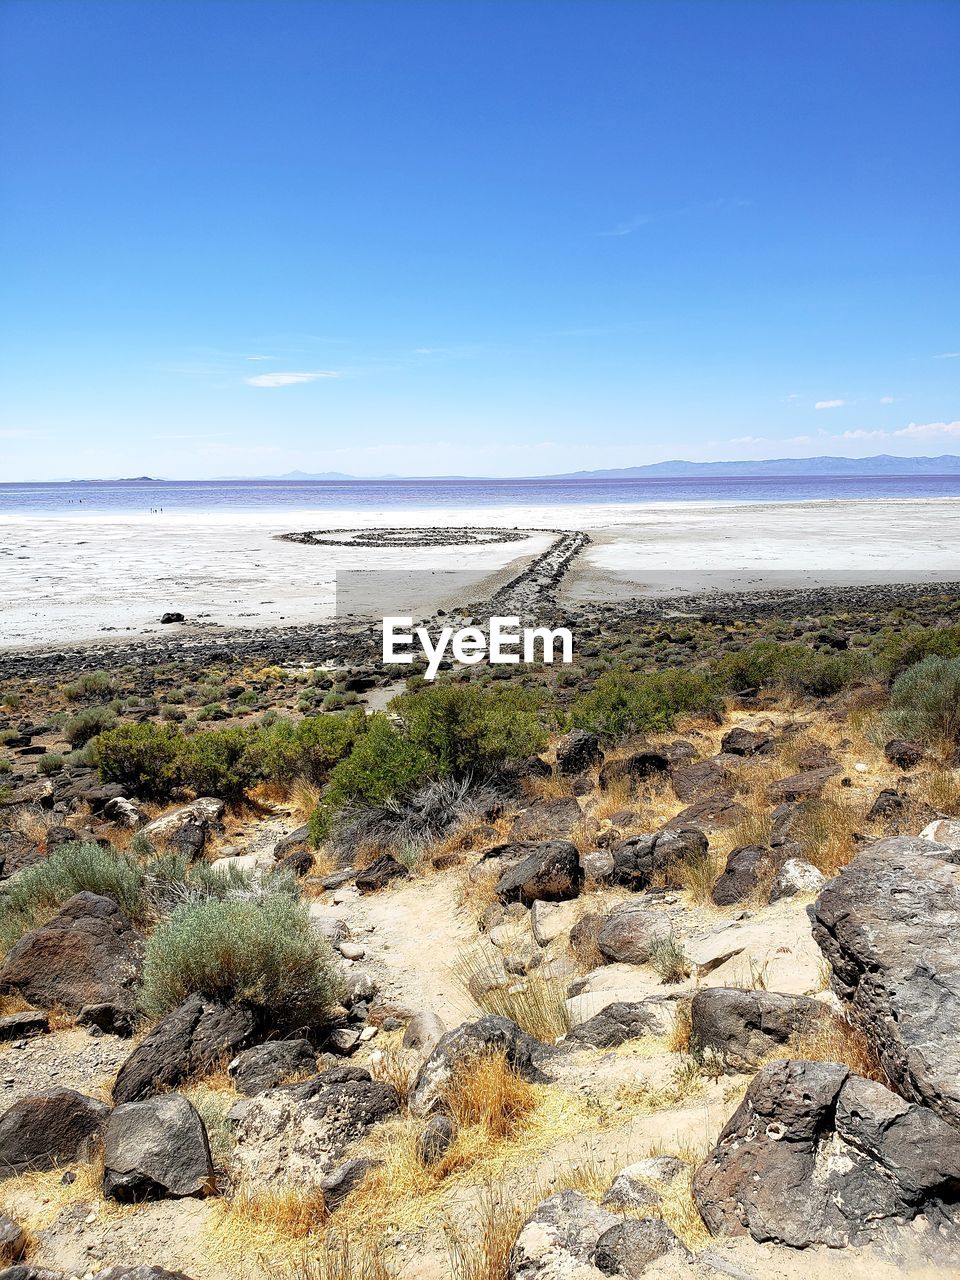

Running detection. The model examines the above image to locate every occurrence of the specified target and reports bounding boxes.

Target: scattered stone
[596,902,671,965]
[594,1218,689,1275]
[599,751,670,790]
[103,1093,215,1201]
[884,739,924,770]
[0,892,142,1015]
[720,728,770,756]
[920,818,960,854]
[0,1214,25,1265]
[555,729,603,775]
[228,1040,318,1095]
[0,1088,109,1176]
[77,1002,137,1037]
[766,766,841,803]
[665,794,745,833]
[564,1000,671,1050]
[690,987,838,1071]
[402,1011,446,1057]
[102,797,147,829]
[510,797,583,841]
[160,612,185,624]
[113,994,256,1103]
[319,1157,377,1210]
[355,853,409,893]
[0,1012,48,1042]
[418,1114,456,1165]
[610,827,707,891]
[232,1076,399,1187]
[711,846,776,907]
[531,898,581,946]
[338,941,366,960]
[509,1190,620,1279]
[767,857,825,903]
[495,840,584,906]
[409,1015,547,1115]
[140,798,224,858]
[672,758,727,803]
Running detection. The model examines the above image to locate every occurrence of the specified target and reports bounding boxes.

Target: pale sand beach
[1,497,959,648]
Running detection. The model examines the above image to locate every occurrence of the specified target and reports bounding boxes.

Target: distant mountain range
[556,454,960,478]
[35,454,960,483]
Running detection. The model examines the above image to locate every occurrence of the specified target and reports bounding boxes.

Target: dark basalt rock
[0,1089,110,1177]
[495,840,583,906]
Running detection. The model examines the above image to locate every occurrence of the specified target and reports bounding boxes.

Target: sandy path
[311,872,478,1026]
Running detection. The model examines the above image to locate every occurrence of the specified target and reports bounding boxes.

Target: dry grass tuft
[446,1050,537,1141]
[444,1182,537,1280]
[368,1042,419,1104]
[643,1138,711,1249]
[764,1015,887,1083]
[453,950,571,1042]
[668,999,693,1054]
[293,1235,392,1280]
[792,792,868,875]
[224,1181,328,1240]
[920,769,960,816]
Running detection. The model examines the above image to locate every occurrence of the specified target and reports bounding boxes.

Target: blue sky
[1,0,958,480]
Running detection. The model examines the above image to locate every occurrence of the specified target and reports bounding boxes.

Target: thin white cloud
[245,355,275,362]
[245,371,340,388]
[598,215,653,237]
[815,399,845,410]
[879,396,895,404]
[890,419,960,439]
[933,352,960,359]
[0,428,45,439]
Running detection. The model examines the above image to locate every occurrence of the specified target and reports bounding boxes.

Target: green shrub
[881,655,960,746]
[250,710,364,786]
[94,722,183,801]
[570,668,719,738]
[712,641,871,698]
[63,670,115,701]
[0,842,145,950]
[391,684,547,775]
[874,625,960,677]
[138,894,341,1029]
[177,726,257,803]
[63,705,118,746]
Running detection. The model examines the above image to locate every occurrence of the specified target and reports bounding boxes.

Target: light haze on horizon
[1,0,958,481]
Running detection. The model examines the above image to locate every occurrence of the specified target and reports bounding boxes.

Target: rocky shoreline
[3,577,960,684]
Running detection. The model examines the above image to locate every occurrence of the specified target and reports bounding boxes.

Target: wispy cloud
[245,371,340,388]
[933,351,960,359]
[879,396,895,404]
[598,215,653,238]
[815,399,845,410]
[0,428,47,439]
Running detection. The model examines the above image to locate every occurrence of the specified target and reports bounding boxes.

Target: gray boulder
[692,1058,960,1249]
[555,729,603,775]
[0,1012,48,1041]
[409,1015,547,1116]
[593,1219,689,1276]
[113,994,256,1103]
[565,1001,672,1050]
[690,987,838,1071]
[0,892,142,1015]
[140,798,224,858]
[766,766,841,802]
[495,840,583,906]
[0,1088,109,1177]
[232,1075,399,1187]
[103,1093,214,1201]
[768,856,825,903]
[596,902,671,965]
[811,836,960,1127]
[509,1190,619,1279]
[228,1039,317,1095]
[610,827,707,891]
